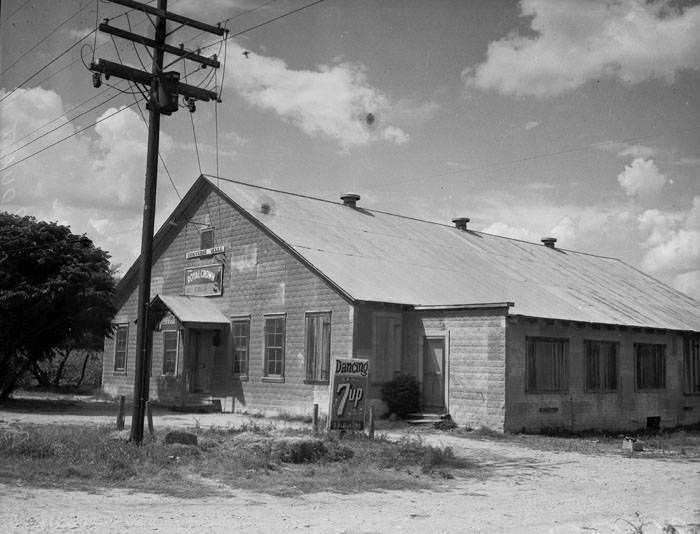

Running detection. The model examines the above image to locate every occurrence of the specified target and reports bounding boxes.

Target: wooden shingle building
[103,175,700,432]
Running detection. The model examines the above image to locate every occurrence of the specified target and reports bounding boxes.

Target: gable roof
[208,175,700,332]
[116,175,700,333]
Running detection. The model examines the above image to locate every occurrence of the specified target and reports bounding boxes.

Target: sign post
[328,358,369,431]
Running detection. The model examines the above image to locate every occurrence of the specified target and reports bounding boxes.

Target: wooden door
[193,330,213,392]
[422,337,445,411]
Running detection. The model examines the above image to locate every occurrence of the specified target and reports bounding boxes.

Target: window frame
[113,323,128,373]
[684,335,700,395]
[231,318,251,379]
[200,226,214,250]
[162,329,179,376]
[263,314,286,381]
[525,337,569,394]
[635,343,666,390]
[584,340,618,392]
[304,311,332,384]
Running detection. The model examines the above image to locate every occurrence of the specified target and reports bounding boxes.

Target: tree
[0,212,116,399]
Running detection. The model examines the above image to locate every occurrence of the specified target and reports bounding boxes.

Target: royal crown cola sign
[328,358,369,431]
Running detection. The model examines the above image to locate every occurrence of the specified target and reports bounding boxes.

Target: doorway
[191,330,215,393]
[422,337,445,411]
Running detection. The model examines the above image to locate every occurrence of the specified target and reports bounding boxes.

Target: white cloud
[0,87,177,270]
[224,42,409,147]
[638,196,700,274]
[481,222,540,243]
[617,158,667,197]
[673,270,700,299]
[464,0,700,99]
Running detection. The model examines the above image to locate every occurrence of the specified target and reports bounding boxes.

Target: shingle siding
[102,187,353,416]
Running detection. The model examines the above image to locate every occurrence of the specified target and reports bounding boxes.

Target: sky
[1,0,699,298]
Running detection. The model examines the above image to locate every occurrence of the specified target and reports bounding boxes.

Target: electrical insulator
[157,71,180,115]
[92,72,102,88]
[186,97,196,113]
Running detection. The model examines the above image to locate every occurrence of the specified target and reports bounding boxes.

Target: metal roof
[151,294,229,326]
[209,175,700,332]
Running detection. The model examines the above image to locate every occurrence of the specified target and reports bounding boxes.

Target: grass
[0,423,477,497]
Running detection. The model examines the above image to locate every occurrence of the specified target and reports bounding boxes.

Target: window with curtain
[526,337,568,393]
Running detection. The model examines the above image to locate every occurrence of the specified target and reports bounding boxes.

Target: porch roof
[151,295,229,326]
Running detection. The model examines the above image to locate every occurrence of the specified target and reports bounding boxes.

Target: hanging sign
[328,358,369,431]
[157,312,177,331]
[185,245,225,259]
[184,263,223,296]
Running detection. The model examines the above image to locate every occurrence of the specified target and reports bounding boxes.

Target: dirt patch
[1,395,699,533]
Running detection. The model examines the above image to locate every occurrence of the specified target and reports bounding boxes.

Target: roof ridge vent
[340,193,360,208]
[452,217,470,231]
[541,237,557,248]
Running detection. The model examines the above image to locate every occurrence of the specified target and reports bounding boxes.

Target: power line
[0,0,326,174]
[0,91,123,161]
[1,87,115,151]
[1,0,33,25]
[0,29,97,106]
[229,0,326,38]
[0,101,141,174]
[109,31,182,200]
[0,1,162,108]
[0,0,93,78]
[364,124,700,192]
[195,0,326,55]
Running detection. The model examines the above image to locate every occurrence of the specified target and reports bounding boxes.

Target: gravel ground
[1,394,699,533]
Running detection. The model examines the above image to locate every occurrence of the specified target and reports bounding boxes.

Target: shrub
[380,374,421,419]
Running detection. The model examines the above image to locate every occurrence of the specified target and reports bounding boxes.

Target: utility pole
[90,0,226,443]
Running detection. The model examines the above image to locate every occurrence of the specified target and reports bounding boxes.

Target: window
[636,343,666,389]
[114,324,128,372]
[232,320,250,377]
[305,312,331,382]
[526,337,568,393]
[200,227,214,249]
[162,330,178,375]
[585,340,618,391]
[372,314,402,383]
[684,335,700,394]
[264,316,285,378]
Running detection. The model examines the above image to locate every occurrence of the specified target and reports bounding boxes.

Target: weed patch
[0,423,476,496]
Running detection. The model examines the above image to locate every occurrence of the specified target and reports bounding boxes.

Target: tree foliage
[0,212,115,399]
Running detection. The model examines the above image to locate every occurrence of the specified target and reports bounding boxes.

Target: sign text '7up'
[328,358,369,431]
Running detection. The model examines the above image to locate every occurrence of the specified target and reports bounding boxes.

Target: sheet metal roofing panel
[153,295,229,325]
[209,176,700,332]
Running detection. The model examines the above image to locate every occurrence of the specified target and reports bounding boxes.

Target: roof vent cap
[541,237,557,248]
[452,217,470,231]
[340,193,360,208]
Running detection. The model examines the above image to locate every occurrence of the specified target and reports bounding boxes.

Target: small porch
[150,295,230,407]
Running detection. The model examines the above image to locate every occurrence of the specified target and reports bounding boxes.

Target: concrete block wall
[505,317,700,432]
[102,187,354,416]
[403,309,508,430]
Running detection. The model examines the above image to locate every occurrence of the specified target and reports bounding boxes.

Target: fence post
[116,395,125,430]
[368,404,375,439]
[313,403,319,433]
[146,401,154,436]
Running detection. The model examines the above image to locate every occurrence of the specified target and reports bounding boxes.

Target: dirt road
[1,402,699,533]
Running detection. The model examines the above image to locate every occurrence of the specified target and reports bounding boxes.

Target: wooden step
[406,412,450,425]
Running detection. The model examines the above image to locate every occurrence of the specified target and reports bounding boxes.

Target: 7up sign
[328,358,369,431]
